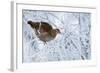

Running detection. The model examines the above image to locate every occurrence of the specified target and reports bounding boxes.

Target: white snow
[22,10,91,63]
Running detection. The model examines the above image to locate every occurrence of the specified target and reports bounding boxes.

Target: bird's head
[55,29,61,34]
[50,28,61,38]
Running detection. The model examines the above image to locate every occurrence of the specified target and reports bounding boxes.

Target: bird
[27,20,60,43]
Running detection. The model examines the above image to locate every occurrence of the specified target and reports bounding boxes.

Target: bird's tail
[27,21,37,29]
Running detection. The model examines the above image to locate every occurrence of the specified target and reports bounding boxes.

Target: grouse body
[27,21,60,42]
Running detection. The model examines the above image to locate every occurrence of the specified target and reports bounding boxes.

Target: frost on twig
[22,10,91,62]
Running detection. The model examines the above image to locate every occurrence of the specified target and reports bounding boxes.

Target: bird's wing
[41,22,53,32]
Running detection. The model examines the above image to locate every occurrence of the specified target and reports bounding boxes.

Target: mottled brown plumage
[27,20,60,42]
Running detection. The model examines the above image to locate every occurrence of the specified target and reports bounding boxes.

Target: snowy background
[22,10,91,63]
